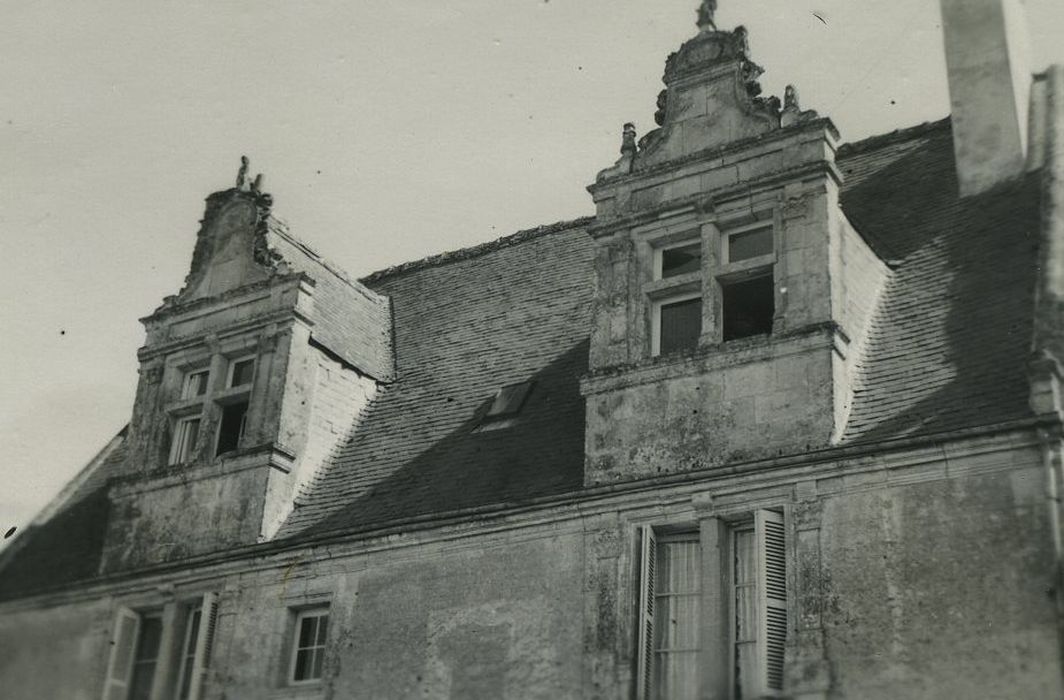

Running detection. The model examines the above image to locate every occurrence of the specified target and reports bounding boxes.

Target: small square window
[169,416,201,465]
[727,226,773,263]
[215,401,249,456]
[659,242,702,279]
[289,608,329,684]
[227,357,255,389]
[486,381,534,419]
[181,370,210,400]
[722,274,774,341]
[657,296,702,356]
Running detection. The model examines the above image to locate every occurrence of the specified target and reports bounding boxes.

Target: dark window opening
[659,297,702,355]
[727,227,773,263]
[722,273,774,341]
[661,243,702,279]
[215,401,249,456]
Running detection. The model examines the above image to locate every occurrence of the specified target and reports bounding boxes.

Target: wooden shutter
[186,592,219,700]
[102,607,140,700]
[755,510,787,696]
[635,525,657,700]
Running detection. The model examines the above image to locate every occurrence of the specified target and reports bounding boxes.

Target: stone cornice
[580,322,838,396]
[0,417,1055,612]
[589,118,839,195]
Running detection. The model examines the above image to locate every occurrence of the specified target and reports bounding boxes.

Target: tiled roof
[0,430,127,599]
[277,219,597,537]
[0,118,1046,597]
[837,119,1040,442]
[266,220,395,381]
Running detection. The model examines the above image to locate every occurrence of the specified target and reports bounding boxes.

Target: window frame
[647,232,705,358]
[213,398,250,457]
[654,238,704,281]
[287,606,331,687]
[101,593,219,700]
[225,355,256,389]
[636,510,789,700]
[650,291,703,358]
[180,368,211,400]
[714,220,778,343]
[168,415,202,466]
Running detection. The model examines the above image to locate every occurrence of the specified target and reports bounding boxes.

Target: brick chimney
[940,0,1033,196]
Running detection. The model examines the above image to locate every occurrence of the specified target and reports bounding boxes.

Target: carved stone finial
[780,83,819,127]
[697,0,718,32]
[236,156,249,189]
[784,84,800,111]
[620,122,638,157]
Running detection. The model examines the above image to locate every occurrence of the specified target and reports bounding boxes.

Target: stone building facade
[3,1,1064,698]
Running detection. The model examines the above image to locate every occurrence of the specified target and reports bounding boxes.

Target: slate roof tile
[0,118,1047,596]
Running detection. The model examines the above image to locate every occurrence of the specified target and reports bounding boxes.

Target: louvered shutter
[755,510,787,696]
[635,525,657,700]
[102,607,140,700]
[186,592,219,700]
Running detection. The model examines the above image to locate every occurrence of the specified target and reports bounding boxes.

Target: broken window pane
[486,381,534,418]
[722,273,774,341]
[659,297,702,355]
[728,227,773,263]
[215,401,249,455]
[661,243,702,279]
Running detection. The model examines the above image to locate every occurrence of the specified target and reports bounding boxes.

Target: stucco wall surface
[0,597,111,700]
[820,464,1062,699]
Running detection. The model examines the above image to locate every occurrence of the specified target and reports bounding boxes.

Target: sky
[2,0,1063,543]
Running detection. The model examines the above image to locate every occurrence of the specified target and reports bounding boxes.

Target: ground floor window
[636,511,788,699]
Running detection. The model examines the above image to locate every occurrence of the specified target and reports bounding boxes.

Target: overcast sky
[3,0,1063,542]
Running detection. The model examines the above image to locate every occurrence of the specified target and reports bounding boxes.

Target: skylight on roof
[485,381,534,419]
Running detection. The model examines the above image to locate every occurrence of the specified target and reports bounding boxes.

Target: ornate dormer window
[215,354,255,457]
[716,220,775,342]
[648,234,703,356]
[164,351,258,466]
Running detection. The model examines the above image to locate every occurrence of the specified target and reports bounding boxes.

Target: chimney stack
[940,0,1032,196]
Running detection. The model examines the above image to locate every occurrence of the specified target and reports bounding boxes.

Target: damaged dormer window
[717,222,776,342]
[474,381,535,432]
[650,235,704,357]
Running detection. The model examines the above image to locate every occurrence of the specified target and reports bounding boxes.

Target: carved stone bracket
[142,364,165,385]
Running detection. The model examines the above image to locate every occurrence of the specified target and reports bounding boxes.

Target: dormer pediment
[581,4,889,487]
[171,160,282,307]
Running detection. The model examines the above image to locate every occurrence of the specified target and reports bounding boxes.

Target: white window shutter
[187,592,219,700]
[101,607,140,700]
[635,525,657,700]
[755,510,787,696]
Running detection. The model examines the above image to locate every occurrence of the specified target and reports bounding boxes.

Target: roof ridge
[266,216,375,296]
[837,117,951,158]
[360,216,595,284]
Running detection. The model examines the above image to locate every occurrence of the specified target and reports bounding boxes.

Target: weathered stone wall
[583,330,837,485]
[818,456,1061,698]
[1,437,1058,700]
[0,597,111,700]
[262,343,378,539]
[101,463,269,571]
